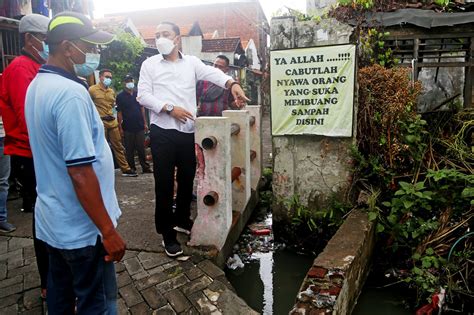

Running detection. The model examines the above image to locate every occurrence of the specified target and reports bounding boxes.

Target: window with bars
[386,37,471,67]
[385,35,473,108]
[1,27,21,73]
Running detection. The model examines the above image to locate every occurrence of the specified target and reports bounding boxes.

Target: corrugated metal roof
[0,16,20,27]
[355,9,474,28]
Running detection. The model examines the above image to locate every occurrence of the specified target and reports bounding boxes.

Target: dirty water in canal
[225,210,315,314]
[352,276,412,315]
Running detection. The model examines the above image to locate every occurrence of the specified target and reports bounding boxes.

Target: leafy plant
[359,28,399,68]
[286,194,351,233]
[408,248,446,301]
[369,169,473,304]
[434,0,451,8]
[338,0,374,9]
[99,32,145,91]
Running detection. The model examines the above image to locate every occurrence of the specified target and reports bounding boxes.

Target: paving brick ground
[0,109,271,314]
[0,234,257,314]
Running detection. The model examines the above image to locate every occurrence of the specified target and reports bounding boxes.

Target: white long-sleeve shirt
[137,53,232,133]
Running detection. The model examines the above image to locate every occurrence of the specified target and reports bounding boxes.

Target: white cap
[19,14,50,34]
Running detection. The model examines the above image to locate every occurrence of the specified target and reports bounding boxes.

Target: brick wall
[290,209,376,314]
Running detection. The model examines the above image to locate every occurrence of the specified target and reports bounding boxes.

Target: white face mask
[155,37,175,55]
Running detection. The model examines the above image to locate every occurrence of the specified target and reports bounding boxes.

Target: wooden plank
[464,38,473,108]
[413,38,420,81]
[398,61,474,67]
[386,24,474,40]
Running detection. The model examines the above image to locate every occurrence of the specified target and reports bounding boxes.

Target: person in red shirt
[0,13,50,299]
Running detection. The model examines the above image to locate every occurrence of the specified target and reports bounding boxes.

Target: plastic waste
[252,228,271,236]
[226,254,245,270]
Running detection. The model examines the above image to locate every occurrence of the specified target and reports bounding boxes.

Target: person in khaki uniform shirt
[89,69,137,177]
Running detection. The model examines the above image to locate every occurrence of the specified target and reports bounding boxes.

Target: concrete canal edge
[179,189,259,269]
[290,209,376,314]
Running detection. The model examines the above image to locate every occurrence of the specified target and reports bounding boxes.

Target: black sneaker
[142,168,153,174]
[0,221,16,233]
[161,240,183,257]
[122,170,138,177]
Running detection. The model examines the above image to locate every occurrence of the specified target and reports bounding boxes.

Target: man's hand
[119,128,124,137]
[170,106,194,124]
[144,125,149,133]
[230,84,250,108]
[102,228,126,262]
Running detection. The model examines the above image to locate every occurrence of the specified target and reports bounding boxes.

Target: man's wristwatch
[165,104,174,114]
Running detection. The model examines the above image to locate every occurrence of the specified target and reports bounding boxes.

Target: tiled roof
[138,26,156,40]
[202,37,241,53]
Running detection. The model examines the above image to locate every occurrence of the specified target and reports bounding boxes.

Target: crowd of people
[0,11,248,313]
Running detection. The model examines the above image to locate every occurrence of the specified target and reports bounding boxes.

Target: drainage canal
[225,209,315,314]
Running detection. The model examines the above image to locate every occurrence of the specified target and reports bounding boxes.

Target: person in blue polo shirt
[24,12,126,314]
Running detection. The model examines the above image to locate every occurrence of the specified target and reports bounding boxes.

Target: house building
[106,0,270,70]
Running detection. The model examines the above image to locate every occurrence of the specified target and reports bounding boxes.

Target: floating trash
[226,254,245,270]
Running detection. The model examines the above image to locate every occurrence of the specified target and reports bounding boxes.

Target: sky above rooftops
[93,0,307,23]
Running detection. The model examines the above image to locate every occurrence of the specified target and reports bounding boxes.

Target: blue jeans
[0,138,10,223]
[46,236,118,315]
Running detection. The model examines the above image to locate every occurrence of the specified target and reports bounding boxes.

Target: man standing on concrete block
[25,12,126,313]
[138,21,249,257]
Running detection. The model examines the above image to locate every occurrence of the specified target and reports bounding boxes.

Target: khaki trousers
[105,126,130,172]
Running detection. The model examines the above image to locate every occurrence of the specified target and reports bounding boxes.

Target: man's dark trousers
[123,130,149,172]
[11,155,49,290]
[150,125,195,243]
[46,237,117,314]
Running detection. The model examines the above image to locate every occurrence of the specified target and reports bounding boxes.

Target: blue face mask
[70,42,100,77]
[39,41,49,61]
[32,35,49,61]
[103,78,112,87]
[125,82,135,90]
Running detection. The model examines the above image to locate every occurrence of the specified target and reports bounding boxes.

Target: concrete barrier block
[246,105,262,191]
[189,117,232,250]
[222,110,251,213]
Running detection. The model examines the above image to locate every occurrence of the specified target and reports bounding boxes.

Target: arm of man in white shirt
[194,58,249,107]
[137,61,165,114]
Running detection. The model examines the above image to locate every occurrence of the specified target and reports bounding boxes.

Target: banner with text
[270,44,356,136]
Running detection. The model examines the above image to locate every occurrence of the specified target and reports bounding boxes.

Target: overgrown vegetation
[352,26,473,312]
[272,193,352,255]
[334,0,455,12]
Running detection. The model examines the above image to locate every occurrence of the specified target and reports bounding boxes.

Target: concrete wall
[245,39,261,70]
[290,209,376,314]
[181,36,203,59]
[270,17,356,222]
[417,54,465,112]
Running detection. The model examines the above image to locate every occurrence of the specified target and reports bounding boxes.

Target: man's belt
[101,115,116,122]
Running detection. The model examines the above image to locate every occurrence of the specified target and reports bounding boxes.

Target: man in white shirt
[138,21,248,257]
